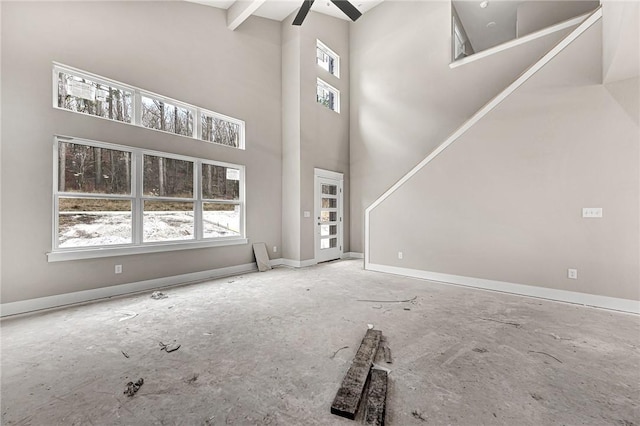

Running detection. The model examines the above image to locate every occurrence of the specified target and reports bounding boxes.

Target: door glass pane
[321,237,337,249]
[203,203,241,238]
[143,201,194,242]
[322,184,337,195]
[322,198,337,209]
[321,211,337,223]
[58,198,132,247]
[321,224,337,237]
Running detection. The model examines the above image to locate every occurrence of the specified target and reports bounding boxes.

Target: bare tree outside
[201,114,240,148]
[58,72,132,122]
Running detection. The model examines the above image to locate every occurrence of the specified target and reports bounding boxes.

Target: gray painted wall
[1,2,283,302]
[368,21,640,301]
[349,0,577,253]
[281,11,350,261]
[516,1,599,38]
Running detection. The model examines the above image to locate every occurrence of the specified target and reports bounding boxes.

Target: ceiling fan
[292,0,363,25]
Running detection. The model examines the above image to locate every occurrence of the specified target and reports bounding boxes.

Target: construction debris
[357,296,417,303]
[121,351,130,358]
[331,329,382,420]
[383,347,392,364]
[124,378,144,397]
[528,350,562,363]
[412,410,427,422]
[479,317,522,328]
[118,311,138,321]
[151,291,168,300]
[159,341,181,353]
[330,346,350,359]
[473,348,488,353]
[364,369,388,425]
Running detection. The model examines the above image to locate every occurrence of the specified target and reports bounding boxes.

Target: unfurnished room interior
[0,0,638,425]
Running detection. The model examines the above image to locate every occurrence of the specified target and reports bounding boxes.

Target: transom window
[51,136,245,260]
[54,63,245,149]
[316,39,340,78]
[317,78,340,113]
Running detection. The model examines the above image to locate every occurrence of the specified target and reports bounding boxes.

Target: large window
[317,78,340,113]
[53,63,244,149]
[316,40,340,78]
[51,136,246,260]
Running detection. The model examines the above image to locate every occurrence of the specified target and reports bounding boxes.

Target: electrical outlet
[115,264,122,274]
[567,268,577,279]
[273,246,277,253]
[398,251,403,260]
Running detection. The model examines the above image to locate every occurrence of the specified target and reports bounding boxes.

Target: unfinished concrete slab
[1,260,638,425]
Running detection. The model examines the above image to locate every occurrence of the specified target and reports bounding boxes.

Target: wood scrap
[364,369,388,425]
[331,329,382,420]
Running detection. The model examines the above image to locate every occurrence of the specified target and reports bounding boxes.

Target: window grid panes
[53,137,245,251]
[317,78,340,113]
[54,63,245,149]
[316,40,340,78]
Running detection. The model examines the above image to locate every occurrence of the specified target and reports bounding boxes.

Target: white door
[314,169,343,263]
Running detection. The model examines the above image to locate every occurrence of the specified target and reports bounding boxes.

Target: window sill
[47,238,249,262]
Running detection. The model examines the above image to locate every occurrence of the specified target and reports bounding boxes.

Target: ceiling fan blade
[292,0,315,26]
[330,0,362,22]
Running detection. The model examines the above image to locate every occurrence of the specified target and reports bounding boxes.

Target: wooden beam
[364,369,388,425]
[226,0,267,31]
[331,329,382,420]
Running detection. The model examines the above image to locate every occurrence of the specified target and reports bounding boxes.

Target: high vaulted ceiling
[186,0,384,30]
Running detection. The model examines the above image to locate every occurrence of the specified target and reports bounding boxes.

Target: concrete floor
[1,259,639,425]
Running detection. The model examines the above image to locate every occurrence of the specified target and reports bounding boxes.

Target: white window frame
[316,78,340,113]
[53,63,245,149]
[49,135,247,262]
[316,39,340,78]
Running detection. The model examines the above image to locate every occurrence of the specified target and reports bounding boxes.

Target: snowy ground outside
[59,211,240,247]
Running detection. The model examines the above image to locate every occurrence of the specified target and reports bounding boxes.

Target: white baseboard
[342,252,364,259]
[271,258,318,268]
[367,263,639,315]
[1,262,258,317]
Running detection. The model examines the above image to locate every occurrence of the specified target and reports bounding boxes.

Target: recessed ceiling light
[486,21,496,28]
[480,1,489,8]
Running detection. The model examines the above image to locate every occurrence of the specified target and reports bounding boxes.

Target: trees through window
[54,64,244,149]
[54,137,245,252]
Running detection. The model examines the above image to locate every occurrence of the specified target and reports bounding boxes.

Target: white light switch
[303,211,311,218]
[582,208,603,218]
[398,251,403,260]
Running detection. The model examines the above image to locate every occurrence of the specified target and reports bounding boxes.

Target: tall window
[317,78,340,113]
[53,63,245,149]
[316,40,340,78]
[53,136,245,255]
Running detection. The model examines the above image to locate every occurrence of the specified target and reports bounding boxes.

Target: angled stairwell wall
[365,9,640,313]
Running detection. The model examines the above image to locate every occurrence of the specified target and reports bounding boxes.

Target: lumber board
[364,369,388,425]
[331,329,382,419]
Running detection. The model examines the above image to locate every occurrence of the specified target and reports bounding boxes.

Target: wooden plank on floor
[331,329,382,420]
[364,369,388,425]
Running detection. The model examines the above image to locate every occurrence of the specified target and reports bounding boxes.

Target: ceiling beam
[227,0,267,30]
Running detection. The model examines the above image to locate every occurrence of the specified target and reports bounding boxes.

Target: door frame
[314,168,344,263]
